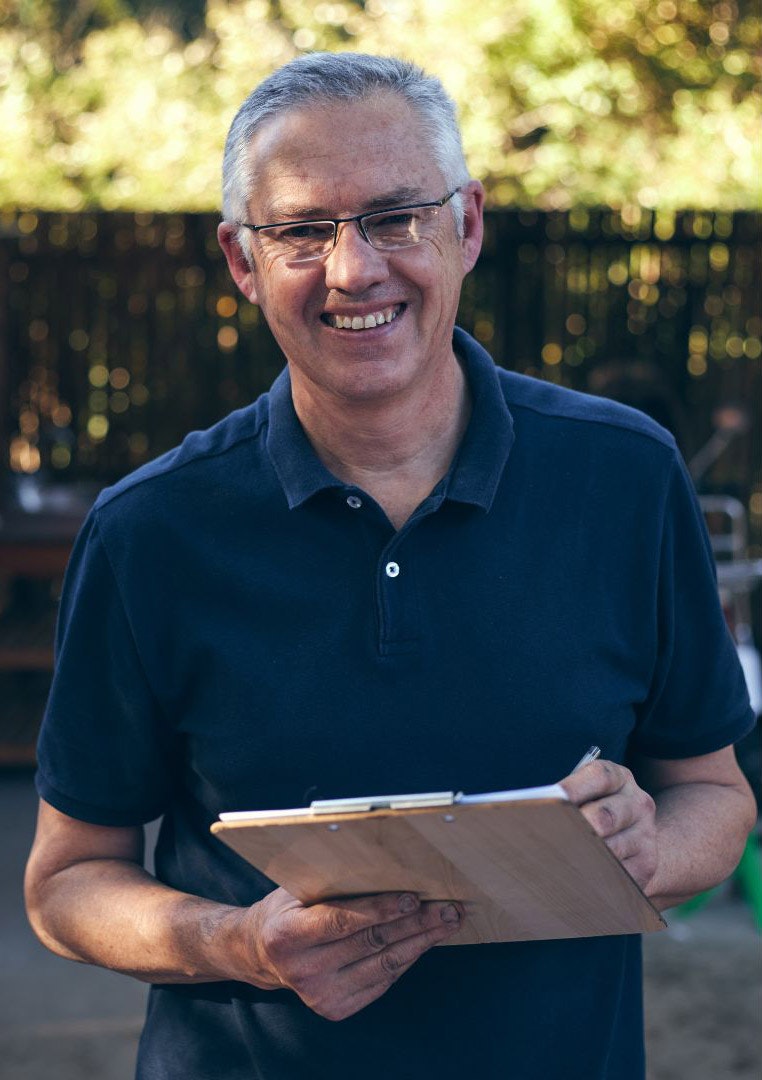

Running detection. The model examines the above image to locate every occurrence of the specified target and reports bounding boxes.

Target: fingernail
[440,903,460,924]
[399,893,418,913]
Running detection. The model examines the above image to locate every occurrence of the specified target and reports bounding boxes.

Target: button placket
[375,531,421,654]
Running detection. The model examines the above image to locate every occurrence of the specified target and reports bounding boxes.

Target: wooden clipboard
[211,788,666,945]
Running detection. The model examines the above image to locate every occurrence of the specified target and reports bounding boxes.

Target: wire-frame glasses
[236,189,461,263]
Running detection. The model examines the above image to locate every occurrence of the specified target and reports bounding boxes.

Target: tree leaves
[1,0,759,210]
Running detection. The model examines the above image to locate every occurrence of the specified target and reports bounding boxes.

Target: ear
[459,180,485,275]
[217,222,260,305]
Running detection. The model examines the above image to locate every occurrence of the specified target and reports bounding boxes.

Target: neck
[291,354,471,529]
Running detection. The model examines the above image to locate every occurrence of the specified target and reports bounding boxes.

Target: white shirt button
[346,495,362,509]
[385,561,400,578]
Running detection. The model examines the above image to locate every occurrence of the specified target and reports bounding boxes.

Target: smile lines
[324,305,403,331]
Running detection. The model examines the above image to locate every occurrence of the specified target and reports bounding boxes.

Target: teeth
[327,307,400,331]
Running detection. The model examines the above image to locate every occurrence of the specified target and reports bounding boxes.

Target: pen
[572,745,601,772]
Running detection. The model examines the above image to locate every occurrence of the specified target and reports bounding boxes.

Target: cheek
[400,242,462,299]
[257,267,321,324]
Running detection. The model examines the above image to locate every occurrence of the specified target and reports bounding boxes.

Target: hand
[560,759,658,892]
[241,887,463,1021]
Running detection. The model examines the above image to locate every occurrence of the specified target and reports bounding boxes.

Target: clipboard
[211,784,666,945]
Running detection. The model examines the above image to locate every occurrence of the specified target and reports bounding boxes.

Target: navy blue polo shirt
[37,328,753,1080]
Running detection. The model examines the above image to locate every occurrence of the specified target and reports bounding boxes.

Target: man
[26,53,755,1079]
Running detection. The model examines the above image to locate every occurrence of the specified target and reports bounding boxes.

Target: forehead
[246,94,442,219]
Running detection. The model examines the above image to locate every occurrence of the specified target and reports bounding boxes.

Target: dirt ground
[643,895,760,1080]
[2,772,759,1079]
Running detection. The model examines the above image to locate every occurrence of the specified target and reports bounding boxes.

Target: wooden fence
[1,207,760,541]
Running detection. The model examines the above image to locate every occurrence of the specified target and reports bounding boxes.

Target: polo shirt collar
[446,326,515,511]
[266,368,341,509]
[266,326,514,512]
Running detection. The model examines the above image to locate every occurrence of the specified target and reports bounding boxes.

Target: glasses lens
[364,206,440,250]
[258,221,335,261]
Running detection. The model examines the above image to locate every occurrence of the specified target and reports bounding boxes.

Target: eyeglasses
[236,189,460,264]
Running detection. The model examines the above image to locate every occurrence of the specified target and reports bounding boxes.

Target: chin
[334,374,410,404]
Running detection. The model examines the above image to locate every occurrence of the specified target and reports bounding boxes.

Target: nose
[322,220,390,293]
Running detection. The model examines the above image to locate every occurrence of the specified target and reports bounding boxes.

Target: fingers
[329,912,461,1020]
[298,902,463,1022]
[598,819,648,861]
[250,889,464,1021]
[325,900,462,970]
[578,786,655,839]
[277,899,462,983]
[559,759,659,891]
[560,758,630,805]
[290,891,426,946]
[604,822,658,890]
[561,759,654,834]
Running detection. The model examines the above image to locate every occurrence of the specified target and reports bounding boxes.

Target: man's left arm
[561,748,757,910]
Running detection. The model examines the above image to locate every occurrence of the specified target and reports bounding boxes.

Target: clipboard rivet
[328,823,340,832]
[443,814,455,823]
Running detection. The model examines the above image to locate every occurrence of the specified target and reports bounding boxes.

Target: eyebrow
[264,186,427,222]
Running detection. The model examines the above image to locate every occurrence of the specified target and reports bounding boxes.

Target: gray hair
[222,53,470,245]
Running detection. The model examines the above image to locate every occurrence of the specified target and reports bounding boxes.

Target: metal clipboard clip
[310,791,458,814]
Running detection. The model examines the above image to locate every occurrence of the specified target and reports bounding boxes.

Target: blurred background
[0,2,760,1078]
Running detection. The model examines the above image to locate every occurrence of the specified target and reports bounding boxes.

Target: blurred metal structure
[700,494,762,717]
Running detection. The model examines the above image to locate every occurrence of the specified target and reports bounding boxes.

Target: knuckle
[597,803,617,833]
[324,907,352,939]
[604,760,625,787]
[363,924,387,952]
[598,760,625,789]
[379,948,407,976]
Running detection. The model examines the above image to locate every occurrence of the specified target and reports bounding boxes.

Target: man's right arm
[25,799,462,1022]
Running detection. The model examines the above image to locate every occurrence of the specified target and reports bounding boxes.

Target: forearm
[645,779,756,910]
[26,858,260,986]
[26,853,465,1022]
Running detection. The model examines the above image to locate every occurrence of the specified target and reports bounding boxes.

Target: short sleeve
[632,453,755,758]
[36,510,177,825]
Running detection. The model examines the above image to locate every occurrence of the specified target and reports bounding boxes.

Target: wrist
[186,898,282,990]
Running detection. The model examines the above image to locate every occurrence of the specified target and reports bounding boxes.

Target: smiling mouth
[321,304,404,331]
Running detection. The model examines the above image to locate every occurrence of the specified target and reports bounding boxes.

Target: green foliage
[0,0,759,210]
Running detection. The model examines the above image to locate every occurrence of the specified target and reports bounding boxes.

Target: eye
[371,211,418,230]
[259,222,334,250]
[279,223,332,240]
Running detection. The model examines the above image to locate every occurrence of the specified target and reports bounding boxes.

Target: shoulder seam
[503,388,676,453]
[95,413,269,512]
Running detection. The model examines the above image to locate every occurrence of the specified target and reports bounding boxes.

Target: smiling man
[25,54,755,1080]
[219,83,480,528]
